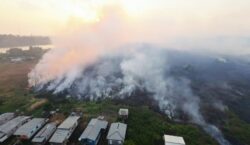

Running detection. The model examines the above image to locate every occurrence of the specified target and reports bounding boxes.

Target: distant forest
[0,34,51,48]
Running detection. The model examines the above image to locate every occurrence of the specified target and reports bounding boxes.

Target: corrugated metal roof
[0,116,31,142]
[0,116,31,134]
[107,122,127,141]
[0,132,5,139]
[0,134,8,142]
[49,116,80,143]
[32,123,57,143]
[14,118,47,138]
[0,113,15,126]
[79,118,108,141]
[164,135,185,145]
[58,116,80,129]
[49,129,70,143]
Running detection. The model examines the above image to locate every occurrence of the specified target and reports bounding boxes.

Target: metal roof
[0,116,31,134]
[164,135,186,145]
[0,113,15,126]
[0,133,8,142]
[58,116,80,129]
[119,109,129,116]
[107,122,127,141]
[79,118,108,141]
[49,129,70,143]
[0,116,31,142]
[14,118,47,137]
[32,123,57,143]
[49,116,80,143]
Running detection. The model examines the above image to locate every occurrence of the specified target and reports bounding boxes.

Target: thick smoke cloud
[27,3,235,145]
[29,46,231,145]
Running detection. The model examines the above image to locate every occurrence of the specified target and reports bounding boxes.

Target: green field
[0,59,250,145]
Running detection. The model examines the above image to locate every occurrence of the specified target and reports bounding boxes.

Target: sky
[1,0,250,54]
[0,0,250,36]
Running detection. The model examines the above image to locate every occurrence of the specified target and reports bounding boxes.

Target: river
[0,44,54,54]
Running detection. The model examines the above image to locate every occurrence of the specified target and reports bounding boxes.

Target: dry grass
[0,61,36,97]
[50,113,66,123]
[28,98,48,111]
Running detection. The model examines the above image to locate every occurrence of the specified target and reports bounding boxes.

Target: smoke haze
[29,46,232,145]
[26,2,250,145]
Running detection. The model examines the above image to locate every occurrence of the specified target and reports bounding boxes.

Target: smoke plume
[29,46,231,145]
[28,4,233,145]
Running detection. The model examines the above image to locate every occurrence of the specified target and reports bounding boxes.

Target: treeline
[0,34,51,48]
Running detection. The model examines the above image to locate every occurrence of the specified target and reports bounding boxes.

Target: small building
[14,118,48,140]
[32,122,57,145]
[79,118,108,145]
[118,109,129,119]
[0,113,15,126]
[107,122,127,145]
[0,116,31,143]
[49,116,80,145]
[163,135,186,145]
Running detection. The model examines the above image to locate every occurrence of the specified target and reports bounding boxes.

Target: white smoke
[29,46,231,145]
[27,2,233,144]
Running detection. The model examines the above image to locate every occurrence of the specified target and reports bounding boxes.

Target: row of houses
[0,115,31,142]
[0,108,185,145]
[49,116,80,145]
[78,118,128,145]
[0,108,129,145]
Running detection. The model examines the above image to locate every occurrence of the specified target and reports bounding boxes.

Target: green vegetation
[223,111,250,145]
[125,107,218,145]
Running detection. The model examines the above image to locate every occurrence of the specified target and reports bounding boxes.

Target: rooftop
[0,113,15,126]
[79,118,108,141]
[49,129,70,143]
[0,133,8,142]
[49,116,80,143]
[164,135,186,145]
[14,118,47,137]
[58,116,80,129]
[32,123,57,143]
[107,122,127,141]
[119,109,129,116]
[0,116,31,134]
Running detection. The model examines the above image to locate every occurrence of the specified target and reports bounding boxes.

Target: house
[14,118,48,140]
[0,113,15,126]
[0,116,31,143]
[118,109,129,119]
[32,122,57,145]
[107,122,127,145]
[78,118,108,145]
[163,135,186,145]
[49,116,80,145]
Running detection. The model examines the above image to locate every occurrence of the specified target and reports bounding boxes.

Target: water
[0,44,54,54]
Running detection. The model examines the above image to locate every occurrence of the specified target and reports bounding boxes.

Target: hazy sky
[1,0,250,36]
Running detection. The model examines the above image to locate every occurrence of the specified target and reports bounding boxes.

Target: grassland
[0,58,250,145]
